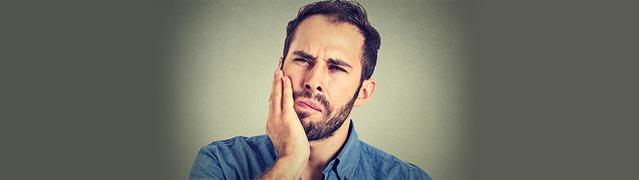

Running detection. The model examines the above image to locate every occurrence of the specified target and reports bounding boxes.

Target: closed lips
[296,100,323,112]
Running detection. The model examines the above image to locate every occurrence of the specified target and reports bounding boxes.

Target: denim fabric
[189,120,431,180]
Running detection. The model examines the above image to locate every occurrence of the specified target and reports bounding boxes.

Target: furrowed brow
[293,50,316,61]
[328,58,353,70]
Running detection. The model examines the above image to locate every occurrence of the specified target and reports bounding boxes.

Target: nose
[305,83,322,92]
[303,66,324,93]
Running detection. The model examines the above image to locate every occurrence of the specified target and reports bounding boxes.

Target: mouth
[295,99,323,113]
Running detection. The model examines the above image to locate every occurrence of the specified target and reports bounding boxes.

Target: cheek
[282,69,305,92]
[328,81,358,106]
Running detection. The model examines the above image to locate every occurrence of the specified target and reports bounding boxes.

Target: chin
[297,112,325,123]
[300,115,325,122]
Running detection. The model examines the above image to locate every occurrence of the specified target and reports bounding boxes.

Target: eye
[329,65,347,73]
[294,58,310,64]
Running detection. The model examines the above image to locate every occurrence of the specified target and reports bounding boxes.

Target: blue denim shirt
[189,120,431,179]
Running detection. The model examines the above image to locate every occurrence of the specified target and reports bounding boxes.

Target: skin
[262,15,376,180]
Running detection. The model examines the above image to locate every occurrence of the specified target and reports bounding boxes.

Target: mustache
[292,89,331,111]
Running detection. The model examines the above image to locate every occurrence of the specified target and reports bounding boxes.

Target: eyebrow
[293,50,316,61]
[292,50,353,70]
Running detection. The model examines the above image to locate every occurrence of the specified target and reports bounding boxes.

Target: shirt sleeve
[405,162,433,180]
[414,168,433,180]
[189,146,225,180]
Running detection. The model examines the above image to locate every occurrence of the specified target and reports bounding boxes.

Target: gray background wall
[171,0,468,179]
[5,0,638,179]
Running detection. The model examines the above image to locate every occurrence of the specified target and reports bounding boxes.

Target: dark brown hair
[282,0,381,82]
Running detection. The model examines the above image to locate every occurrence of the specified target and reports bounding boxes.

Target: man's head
[280,0,380,141]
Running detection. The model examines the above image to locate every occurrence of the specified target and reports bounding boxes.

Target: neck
[303,118,351,177]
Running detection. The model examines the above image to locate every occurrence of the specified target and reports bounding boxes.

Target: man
[190,1,431,179]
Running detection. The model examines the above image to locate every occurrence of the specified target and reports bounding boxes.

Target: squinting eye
[293,58,309,63]
[329,66,346,72]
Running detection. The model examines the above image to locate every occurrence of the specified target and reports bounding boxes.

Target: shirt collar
[332,119,361,179]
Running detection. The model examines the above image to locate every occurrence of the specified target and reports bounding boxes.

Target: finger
[277,57,283,70]
[269,70,278,113]
[282,75,294,111]
[270,58,283,102]
[273,70,283,114]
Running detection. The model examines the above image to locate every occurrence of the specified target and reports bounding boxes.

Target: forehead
[290,15,364,66]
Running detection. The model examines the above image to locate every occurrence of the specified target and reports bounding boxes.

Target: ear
[354,79,376,107]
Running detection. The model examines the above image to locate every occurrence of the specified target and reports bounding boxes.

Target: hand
[262,59,310,179]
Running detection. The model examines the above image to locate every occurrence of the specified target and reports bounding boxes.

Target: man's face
[282,15,365,141]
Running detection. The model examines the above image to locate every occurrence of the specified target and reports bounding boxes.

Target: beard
[292,85,360,141]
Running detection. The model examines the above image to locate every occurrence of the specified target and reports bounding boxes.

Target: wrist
[261,155,308,180]
[277,152,309,167]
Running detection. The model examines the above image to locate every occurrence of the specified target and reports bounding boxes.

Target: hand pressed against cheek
[262,68,310,179]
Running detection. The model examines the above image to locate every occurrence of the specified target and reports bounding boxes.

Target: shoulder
[358,141,432,179]
[197,135,273,158]
[203,135,272,151]
[190,135,276,179]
